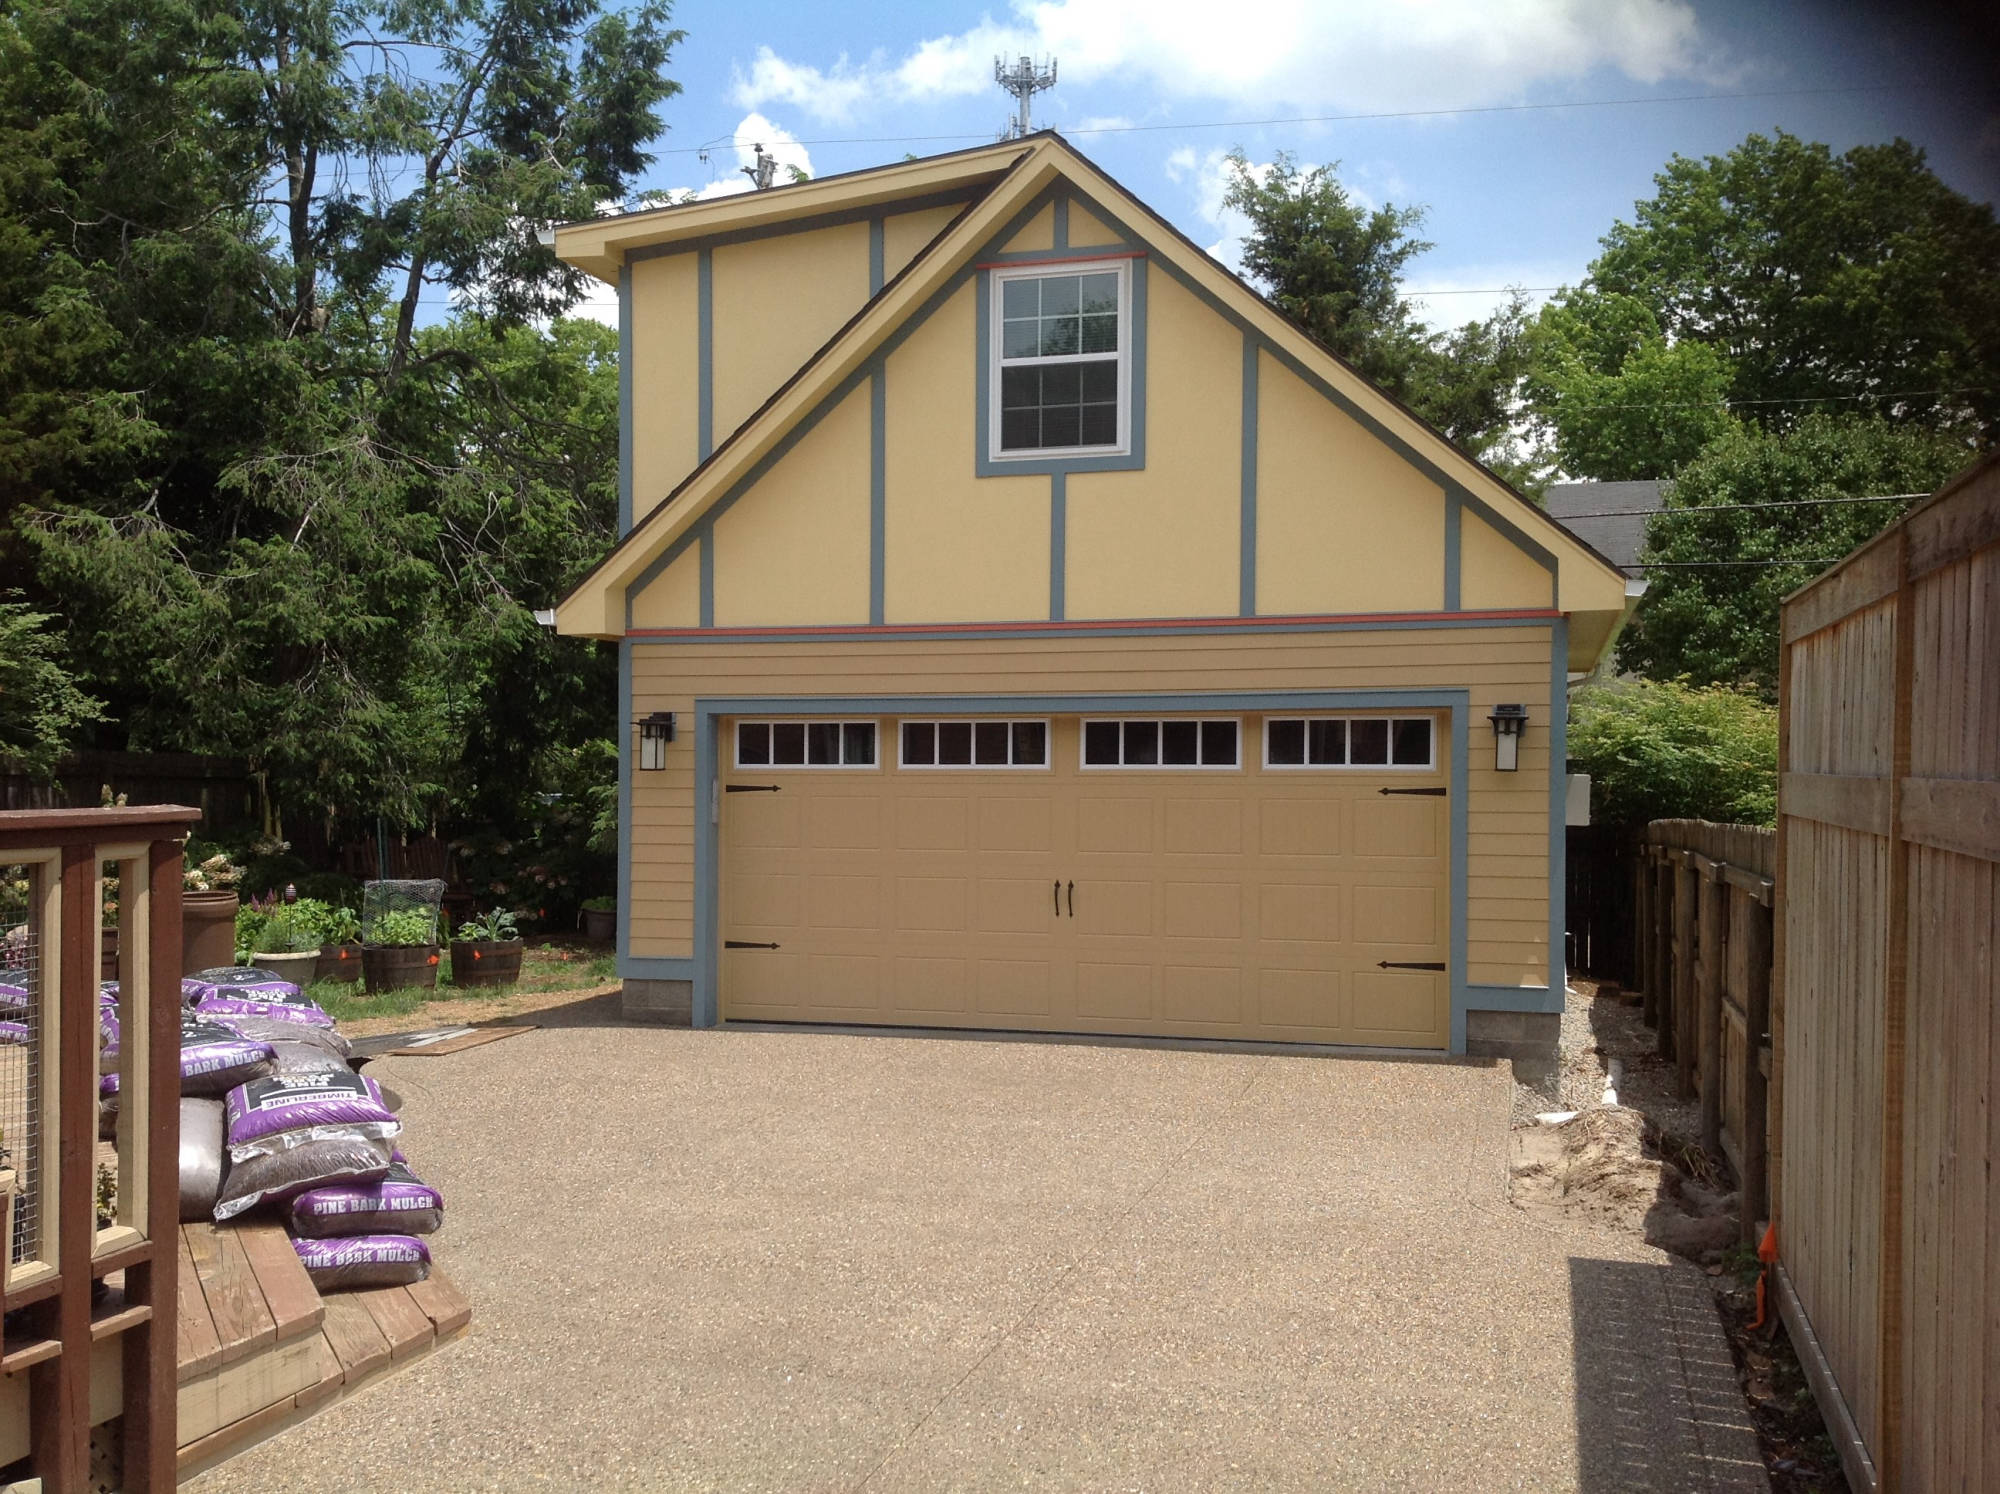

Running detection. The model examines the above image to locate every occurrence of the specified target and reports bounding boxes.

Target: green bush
[249,909,319,954]
[287,898,360,946]
[453,908,520,943]
[1568,678,1778,828]
[369,907,438,947]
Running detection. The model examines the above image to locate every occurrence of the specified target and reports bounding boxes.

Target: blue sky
[579,0,1998,330]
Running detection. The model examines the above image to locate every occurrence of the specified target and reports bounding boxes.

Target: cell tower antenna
[740,143,778,191]
[994,53,1057,138]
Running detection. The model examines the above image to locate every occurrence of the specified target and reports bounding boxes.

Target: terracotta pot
[449,939,524,987]
[362,944,439,994]
[580,908,615,942]
[315,941,364,983]
[181,890,240,976]
[249,950,320,988]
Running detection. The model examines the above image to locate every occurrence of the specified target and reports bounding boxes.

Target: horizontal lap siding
[627,627,1555,981]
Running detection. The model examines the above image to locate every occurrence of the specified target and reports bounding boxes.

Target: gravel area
[186,1005,1764,1492]
[1514,979,1703,1143]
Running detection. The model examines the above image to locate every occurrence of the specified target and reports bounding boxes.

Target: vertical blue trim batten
[1051,196,1068,250]
[1443,490,1462,612]
[617,264,633,536]
[1049,473,1067,620]
[867,215,884,295]
[698,525,714,628]
[692,708,719,1026]
[1449,700,1471,1053]
[1239,334,1258,616]
[696,247,714,461]
[870,369,886,625]
[1549,615,1569,995]
[615,642,633,975]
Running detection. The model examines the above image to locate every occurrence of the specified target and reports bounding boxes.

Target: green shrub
[453,908,520,942]
[249,909,319,954]
[1568,678,1778,828]
[288,898,360,946]
[369,907,438,946]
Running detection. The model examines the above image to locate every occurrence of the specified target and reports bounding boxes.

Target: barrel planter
[182,891,240,976]
[249,950,320,988]
[580,907,615,942]
[361,943,439,994]
[449,938,524,988]
[315,942,364,984]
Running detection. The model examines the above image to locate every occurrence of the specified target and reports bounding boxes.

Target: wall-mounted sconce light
[637,711,677,770]
[1488,703,1528,772]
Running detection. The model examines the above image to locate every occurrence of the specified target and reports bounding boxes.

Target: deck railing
[0,805,200,1492]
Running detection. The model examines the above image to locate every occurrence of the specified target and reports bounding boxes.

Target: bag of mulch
[290,1161,443,1237]
[99,1071,120,1139]
[265,1043,355,1081]
[195,990,335,1030]
[225,1071,400,1161]
[184,966,304,1006]
[0,967,30,1008]
[293,1234,430,1292]
[212,1013,352,1059]
[179,1098,227,1222]
[0,1018,28,1045]
[98,990,121,1073]
[179,1016,276,1096]
[213,1134,393,1222]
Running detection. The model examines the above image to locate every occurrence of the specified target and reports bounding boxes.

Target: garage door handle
[1377,961,1446,971]
[1053,880,1061,916]
[725,940,781,950]
[1379,786,1446,796]
[726,784,782,793]
[1067,880,1074,917]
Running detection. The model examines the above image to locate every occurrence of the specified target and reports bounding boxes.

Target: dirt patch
[337,982,620,1039]
[1510,1104,1739,1259]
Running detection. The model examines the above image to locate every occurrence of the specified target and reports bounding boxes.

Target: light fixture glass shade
[1495,732,1520,773]
[638,712,675,770]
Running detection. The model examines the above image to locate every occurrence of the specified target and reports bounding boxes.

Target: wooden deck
[174,1222,469,1477]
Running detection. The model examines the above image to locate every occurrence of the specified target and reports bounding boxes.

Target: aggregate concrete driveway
[189,1004,1765,1492]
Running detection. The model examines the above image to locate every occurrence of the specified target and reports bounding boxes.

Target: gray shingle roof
[1542,480,1665,573]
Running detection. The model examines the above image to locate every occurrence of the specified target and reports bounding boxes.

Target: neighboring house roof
[1543,480,1666,575]
[554,132,1632,653]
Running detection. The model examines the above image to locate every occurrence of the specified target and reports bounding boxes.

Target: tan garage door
[719,713,1448,1047]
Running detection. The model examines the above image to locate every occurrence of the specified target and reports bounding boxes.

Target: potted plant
[579,895,615,942]
[182,849,244,975]
[361,906,441,994]
[449,908,525,987]
[290,898,364,983]
[246,907,321,987]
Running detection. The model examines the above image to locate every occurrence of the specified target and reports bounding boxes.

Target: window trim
[897,718,1053,771]
[1077,717,1243,772]
[976,251,1147,477]
[1261,715,1439,772]
[732,719,881,771]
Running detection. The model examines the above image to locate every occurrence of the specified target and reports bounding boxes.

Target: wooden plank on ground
[386,1024,536,1057]
[176,1228,225,1383]
[235,1223,325,1343]
[405,1272,472,1337]
[356,1285,435,1360]
[318,1293,391,1383]
[183,1223,277,1365]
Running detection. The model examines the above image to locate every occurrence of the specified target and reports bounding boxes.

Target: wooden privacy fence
[1771,453,2000,1494]
[1634,819,1775,1239]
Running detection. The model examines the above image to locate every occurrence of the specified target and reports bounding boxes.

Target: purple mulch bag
[179,1016,276,1097]
[0,966,30,1006]
[290,1161,443,1237]
[212,1013,351,1059]
[0,1019,29,1045]
[293,1234,430,1292]
[184,967,304,1008]
[195,992,334,1030]
[265,1043,354,1081]
[213,1134,392,1222]
[225,1071,399,1161]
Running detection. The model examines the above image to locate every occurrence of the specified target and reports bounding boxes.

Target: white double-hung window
[990,259,1130,459]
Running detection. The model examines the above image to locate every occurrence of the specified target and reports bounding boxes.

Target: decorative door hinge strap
[724,940,781,950]
[1376,960,1446,971]
[726,784,782,793]
[1378,786,1447,796]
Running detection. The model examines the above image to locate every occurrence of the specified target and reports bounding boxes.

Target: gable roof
[1544,481,1664,574]
[556,132,1631,643]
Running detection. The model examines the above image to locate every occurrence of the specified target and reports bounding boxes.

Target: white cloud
[734,0,1710,122]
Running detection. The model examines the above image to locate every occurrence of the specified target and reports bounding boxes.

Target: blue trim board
[696,247,714,461]
[616,642,633,969]
[1549,614,1569,993]
[697,524,714,628]
[1049,472,1067,620]
[1051,196,1068,250]
[622,957,696,981]
[1240,333,1258,616]
[684,686,1486,1047]
[623,188,980,263]
[869,370,886,625]
[617,264,634,536]
[634,614,1557,645]
[1443,490,1461,612]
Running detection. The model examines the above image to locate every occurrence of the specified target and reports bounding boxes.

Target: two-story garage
[553,132,1635,1065]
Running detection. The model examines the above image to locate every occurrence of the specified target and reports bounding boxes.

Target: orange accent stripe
[628,608,1560,641]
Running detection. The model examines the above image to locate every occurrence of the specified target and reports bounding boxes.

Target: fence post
[1740,893,1773,1241]
[1698,860,1728,1157]
[1673,853,1697,1094]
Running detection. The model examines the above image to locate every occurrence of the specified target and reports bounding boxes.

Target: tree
[1221,152,1534,471]
[1618,416,1970,692]
[1567,678,1778,828]
[0,598,104,776]
[1529,131,2000,479]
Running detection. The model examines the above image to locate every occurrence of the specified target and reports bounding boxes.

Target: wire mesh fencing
[1,861,45,1271]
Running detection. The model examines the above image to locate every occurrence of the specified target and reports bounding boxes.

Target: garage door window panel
[1081,719,1239,769]
[735,720,879,769]
[1263,716,1435,770]
[900,719,1050,769]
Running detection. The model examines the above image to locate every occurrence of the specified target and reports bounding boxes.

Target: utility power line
[648,83,1909,159]
[1559,493,1929,519]
[1625,559,1843,568]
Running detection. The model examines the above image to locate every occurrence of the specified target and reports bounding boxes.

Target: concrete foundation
[623,978,693,1025]
[1465,1008,1560,1089]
